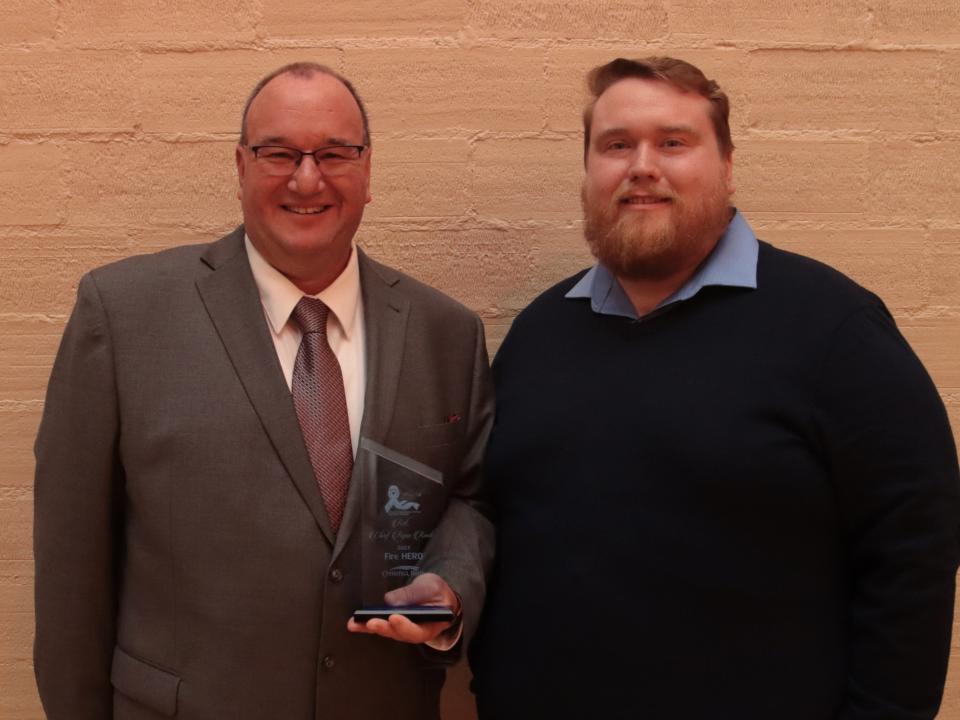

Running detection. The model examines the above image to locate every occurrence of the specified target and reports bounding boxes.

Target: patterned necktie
[290,297,353,533]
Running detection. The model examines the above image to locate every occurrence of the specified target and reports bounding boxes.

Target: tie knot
[292,297,331,335]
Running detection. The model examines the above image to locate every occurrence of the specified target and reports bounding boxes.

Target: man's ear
[724,152,735,196]
[364,147,373,205]
[235,144,247,200]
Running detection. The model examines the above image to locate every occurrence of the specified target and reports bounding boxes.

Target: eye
[603,140,631,153]
[317,146,361,162]
[661,138,685,149]
[261,148,298,162]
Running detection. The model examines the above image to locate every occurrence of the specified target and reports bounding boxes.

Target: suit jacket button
[322,655,335,670]
[329,568,344,583]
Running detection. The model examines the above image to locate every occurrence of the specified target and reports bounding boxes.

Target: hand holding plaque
[352,439,454,625]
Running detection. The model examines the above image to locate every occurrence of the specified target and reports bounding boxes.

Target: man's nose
[287,155,327,194]
[628,145,661,182]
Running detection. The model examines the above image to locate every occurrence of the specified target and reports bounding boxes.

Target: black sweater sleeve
[814,301,960,720]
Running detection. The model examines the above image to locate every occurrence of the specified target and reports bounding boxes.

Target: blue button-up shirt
[565,209,759,320]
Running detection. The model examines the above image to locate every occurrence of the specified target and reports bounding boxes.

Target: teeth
[286,206,327,215]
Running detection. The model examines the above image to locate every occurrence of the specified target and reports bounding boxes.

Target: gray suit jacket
[34,227,494,720]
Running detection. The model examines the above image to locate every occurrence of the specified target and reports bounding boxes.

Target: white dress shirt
[244,237,460,649]
[244,235,366,456]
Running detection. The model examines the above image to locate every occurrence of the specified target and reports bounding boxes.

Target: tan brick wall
[2,3,959,718]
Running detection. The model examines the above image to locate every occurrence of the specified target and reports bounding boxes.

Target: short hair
[239,62,371,147]
[582,56,733,163]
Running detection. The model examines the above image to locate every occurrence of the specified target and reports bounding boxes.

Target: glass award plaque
[356,438,449,618]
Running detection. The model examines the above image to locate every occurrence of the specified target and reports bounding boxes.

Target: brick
[0,228,216,318]
[473,136,582,222]
[735,140,869,219]
[873,0,960,45]
[138,48,341,135]
[0,317,64,404]
[0,51,138,132]
[947,401,960,464]
[0,0,56,45]
[927,230,960,309]
[0,489,32,561]
[0,232,133,316]
[0,659,42,719]
[58,0,257,45]
[344,48,544,133]
[945,651,960,718]
[127,226,237,254]
[740,227,928,312]
[899,319,960,389]
[482,315,514,357]
[668,0,870,44]
[0,407,40,491]
[747,50,940,132]
[65,139,238,228]
[0,594,33,650]
[528,223,593,302]
[866,142,960,225]
[261,0,467,37]
[940,53,960,134]
[364,139,470,220]
[362,222,590,317]
[467,0,668,41]
[0,143,66,226]
[0,561,32,615]
[359,224,534,313]
[545,48,752,136]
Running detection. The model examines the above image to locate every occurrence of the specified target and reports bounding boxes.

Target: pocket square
[444,413,462,424]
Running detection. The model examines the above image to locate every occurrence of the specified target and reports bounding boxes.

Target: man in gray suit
[34,62,493,720]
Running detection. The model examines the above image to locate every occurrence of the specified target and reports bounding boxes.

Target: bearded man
[468,57,960,720]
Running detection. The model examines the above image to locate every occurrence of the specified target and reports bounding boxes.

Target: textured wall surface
[2,2,960,718]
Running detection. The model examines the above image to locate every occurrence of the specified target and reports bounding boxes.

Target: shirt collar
[566,208,759,320]
[244,234,361,338]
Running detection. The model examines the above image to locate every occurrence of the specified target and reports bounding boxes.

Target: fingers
[346,614,450,643]
[383,573,455,608]
[346,573,460,644]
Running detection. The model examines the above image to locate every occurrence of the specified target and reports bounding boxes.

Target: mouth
[619,195,671,206]
[282,204,332,215]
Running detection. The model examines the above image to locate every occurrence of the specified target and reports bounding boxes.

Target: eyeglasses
[247,144,367,176]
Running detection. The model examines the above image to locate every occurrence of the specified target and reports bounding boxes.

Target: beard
[582,173,732,282]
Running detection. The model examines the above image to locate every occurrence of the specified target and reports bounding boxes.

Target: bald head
[239,62,371,147]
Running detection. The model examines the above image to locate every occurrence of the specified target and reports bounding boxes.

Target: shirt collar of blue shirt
[565,208,759,320]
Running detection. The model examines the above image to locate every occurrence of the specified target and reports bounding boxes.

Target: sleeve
[420,313,496,660]
[34,272,123,719]
[814,302,960,720]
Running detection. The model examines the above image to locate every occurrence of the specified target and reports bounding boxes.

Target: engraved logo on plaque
[384,484,422,515]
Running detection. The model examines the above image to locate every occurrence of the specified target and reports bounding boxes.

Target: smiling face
[236,72,371,294]
[582,77,734,282]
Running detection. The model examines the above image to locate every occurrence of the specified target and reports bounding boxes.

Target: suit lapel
[196,227,336,545]
[333,249,410,555]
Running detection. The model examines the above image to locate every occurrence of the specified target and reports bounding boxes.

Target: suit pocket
[111,646,181,717]
[417,421,462,448]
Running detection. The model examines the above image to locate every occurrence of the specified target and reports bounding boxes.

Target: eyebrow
[253,135,359,148]
[592,124,702,145]
[658,124,701,138]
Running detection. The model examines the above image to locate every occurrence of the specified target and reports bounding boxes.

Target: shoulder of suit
[83,228,242,293]
[89,226,243,282]
[90,242,210,278]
